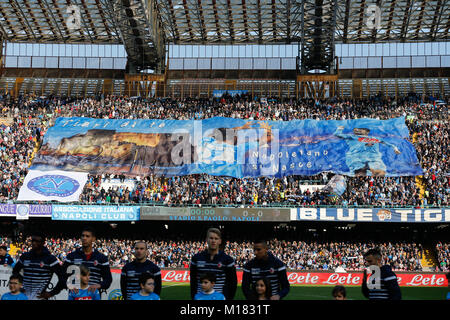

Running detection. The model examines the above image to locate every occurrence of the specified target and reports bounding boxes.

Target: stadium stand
[0,2,448,303]
[0,94,448,207]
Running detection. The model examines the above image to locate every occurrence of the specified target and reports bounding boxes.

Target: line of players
[1,226,404,300]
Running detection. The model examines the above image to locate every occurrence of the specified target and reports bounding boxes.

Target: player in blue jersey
[1,274,28,300]
[120,241,162,300]
[129,273,160,300]
[0,245,15,267]
[194,273,226,300]
[362,248,401,300]
[242,239,290,300]
[190,228,237,300]
[68,264,100,300]
[12,232,65,300]
[59,227,112,298]
[334,126,401,176]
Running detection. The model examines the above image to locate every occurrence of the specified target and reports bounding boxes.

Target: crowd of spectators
[0,93,448,207]
[3,235,424,272]
[435,242,450,272]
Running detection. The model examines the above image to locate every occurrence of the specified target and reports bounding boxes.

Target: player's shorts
[347,159,386,175]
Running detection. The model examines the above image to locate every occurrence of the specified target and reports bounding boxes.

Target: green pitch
[160,283,448,300]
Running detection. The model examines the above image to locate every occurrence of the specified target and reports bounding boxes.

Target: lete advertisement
[141,206,293,222]
[159,270,448,287]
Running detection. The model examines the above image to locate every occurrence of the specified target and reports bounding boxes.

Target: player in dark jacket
[242,240,290,300]
[58,227,112,297]
[12,232,65,300]
[362,248,402,300]
[120,241,162,300]
[190,228,237,300]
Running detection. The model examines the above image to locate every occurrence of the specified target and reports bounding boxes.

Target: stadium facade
[0,0,449,98]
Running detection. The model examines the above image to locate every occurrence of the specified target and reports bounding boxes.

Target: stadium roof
[0,0,121,43]
[0,0,449,45]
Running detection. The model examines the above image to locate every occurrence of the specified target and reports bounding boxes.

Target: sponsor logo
[28,175,80,197]
[155,270,446,287]
[162,270,190,282]
[405,274,445,286]
[251,268,260,274]
[358,137,380,144]
[376,209,392,221]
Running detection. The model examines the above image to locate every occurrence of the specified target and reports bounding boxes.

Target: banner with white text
[30,116,423,178]
[51,205,140,221]
[296,207,450,223]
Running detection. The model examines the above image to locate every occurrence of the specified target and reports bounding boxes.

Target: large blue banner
[31,116,423,178]
[297,207,450,223]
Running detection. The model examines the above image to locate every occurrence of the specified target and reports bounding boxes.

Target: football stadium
[0,0,449,303]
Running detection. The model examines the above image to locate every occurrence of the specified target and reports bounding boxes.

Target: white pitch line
[162,283,186,288]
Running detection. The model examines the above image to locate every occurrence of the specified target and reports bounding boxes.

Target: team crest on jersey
[217,263,222,268]
[93,260,98,266]
[40,261,44,268]
[269,268,275,274]
[108,289,123,300]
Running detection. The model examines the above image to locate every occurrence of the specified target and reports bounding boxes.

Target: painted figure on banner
[334,126,401,176]
[31,117,422,178]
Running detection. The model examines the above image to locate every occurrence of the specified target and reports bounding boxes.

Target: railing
[1,200,446,209]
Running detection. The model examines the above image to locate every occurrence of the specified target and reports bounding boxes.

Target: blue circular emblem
[16,205,29,216]
[108,289,123,300]
[28,175,80,197]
